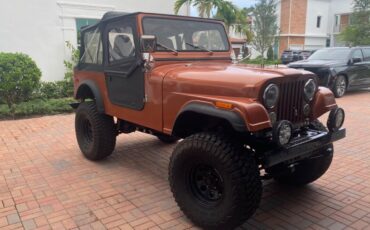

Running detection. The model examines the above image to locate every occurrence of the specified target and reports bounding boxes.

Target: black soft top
[101,11,131,21]
[81,11,225,32]
[81,11,136,32]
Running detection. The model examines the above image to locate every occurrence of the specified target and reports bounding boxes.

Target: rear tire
[75,101,116,161]
[333,75,347,98]
[169,132,262,230]
[272,121,333,186]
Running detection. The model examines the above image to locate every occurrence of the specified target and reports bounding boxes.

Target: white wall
[304,37,327,50]
[305,0,330,37]
[328,0,353,47]
[0,0,188,81]
[303,0,330,50]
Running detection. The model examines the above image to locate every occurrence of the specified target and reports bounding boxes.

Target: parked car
[288,47,370,97]
[299,50,316,60]
[281,50,300,64]
[72,11,346,230]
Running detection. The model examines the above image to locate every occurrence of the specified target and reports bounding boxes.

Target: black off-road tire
[333,75,347,98]
[169,132,262,230]
[75,101,116,161]
[156,134,179,144]
[273,121,333,186]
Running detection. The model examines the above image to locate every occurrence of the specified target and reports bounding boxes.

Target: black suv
[281,50,300,64]
[299,50,316,60]
[288,47,370,97]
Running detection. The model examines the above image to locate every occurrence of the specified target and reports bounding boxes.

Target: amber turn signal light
[215,101,233,110]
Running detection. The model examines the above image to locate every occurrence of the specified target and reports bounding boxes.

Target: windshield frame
[141,16,231,53]
[308,48,351,61]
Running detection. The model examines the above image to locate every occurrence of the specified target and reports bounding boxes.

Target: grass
[0,98,75,119]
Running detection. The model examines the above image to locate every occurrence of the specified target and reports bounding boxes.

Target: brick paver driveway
[1,89,370,230]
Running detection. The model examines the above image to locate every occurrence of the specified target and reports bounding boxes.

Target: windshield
[308,48,351,60]
[142,17,230,52]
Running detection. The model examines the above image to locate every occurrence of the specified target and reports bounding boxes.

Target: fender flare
[75,80,105,113]
[175,102,246,132]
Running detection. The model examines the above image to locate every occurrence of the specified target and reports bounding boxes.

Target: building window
[76,18,99,47]
[335,15,339,26]
[317,16,321,28]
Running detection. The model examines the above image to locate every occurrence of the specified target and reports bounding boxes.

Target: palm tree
[174,0,230,18]
[214,2,238,33]
[233,7,254,42]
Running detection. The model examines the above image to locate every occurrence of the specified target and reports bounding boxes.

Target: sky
[230,0,257,8]
[190,0,257,16]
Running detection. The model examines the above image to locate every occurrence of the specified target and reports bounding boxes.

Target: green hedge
[0,98,75,119]
[0,51,76,119]
[36,81,74,99]
[243,57,281,65]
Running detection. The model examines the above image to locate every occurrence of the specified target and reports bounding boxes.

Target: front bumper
[263,128,346,167]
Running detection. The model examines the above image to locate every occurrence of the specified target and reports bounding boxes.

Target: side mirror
[141,35,157,52]
[352,57,362,64]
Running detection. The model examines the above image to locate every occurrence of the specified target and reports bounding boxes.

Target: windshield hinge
[143,94,148,103]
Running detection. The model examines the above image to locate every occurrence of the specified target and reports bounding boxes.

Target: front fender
[312,87,337,119]
[176,99,271,133]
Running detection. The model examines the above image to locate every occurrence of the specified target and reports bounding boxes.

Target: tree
[214,2,237,33]
[251,0,278,63]
[339,0,370,46]
[267,46,274,60]
[234,7,254,43]
[174,0,230,18]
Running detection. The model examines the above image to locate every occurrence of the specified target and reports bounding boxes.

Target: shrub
[57,80,74,98]
[0,98,75,119]
[64,41,79,83]
[36,80,74,99]
[243,57,281,65]
[267,46,274,60]
[39,82,61,99]
[0,53,41,109]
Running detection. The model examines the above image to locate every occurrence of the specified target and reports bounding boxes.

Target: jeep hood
[154,62,312,99]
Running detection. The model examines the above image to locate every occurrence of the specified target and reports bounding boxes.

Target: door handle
[105,70,129,76]
[104,60,143,78]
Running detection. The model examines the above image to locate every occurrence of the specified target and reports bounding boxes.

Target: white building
[275,0,353,55]
[0,0,189,81]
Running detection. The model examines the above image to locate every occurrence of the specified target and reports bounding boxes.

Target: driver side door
[347,49,367,87]
[103,16,145,110]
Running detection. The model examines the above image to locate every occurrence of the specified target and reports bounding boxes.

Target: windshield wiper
[185,42,213,55]
[156,43,178,55]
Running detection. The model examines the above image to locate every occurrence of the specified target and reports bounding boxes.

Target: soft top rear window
[80,26,102,65]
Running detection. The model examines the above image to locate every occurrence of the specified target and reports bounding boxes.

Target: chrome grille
[277,80,306,123]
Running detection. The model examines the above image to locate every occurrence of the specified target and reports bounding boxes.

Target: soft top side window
[80,26,102,65]
[108,25,136,63]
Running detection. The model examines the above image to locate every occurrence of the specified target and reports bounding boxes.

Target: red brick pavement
[0,89,370,230]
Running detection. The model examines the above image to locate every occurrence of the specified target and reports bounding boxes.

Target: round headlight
[263,84,279,108]
[273,120,293,147]
[327,108,345,132]
[304,79,317,101]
